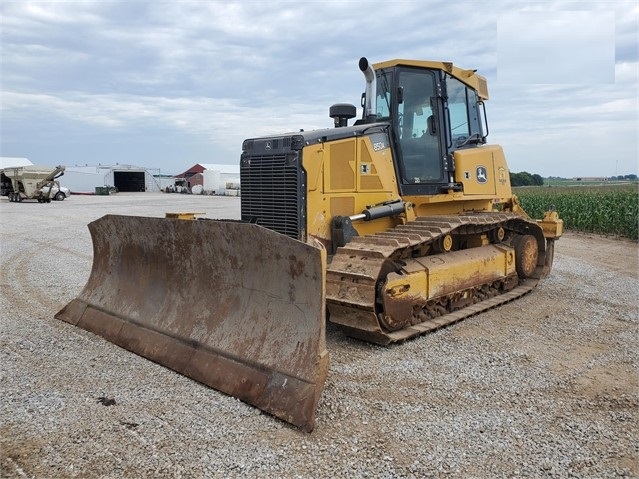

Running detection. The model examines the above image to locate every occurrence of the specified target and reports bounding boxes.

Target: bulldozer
[56,58,563,432]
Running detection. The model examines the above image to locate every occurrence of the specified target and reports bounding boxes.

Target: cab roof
[373,59,489,100]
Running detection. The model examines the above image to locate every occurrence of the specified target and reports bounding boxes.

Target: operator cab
[368,59,488,195]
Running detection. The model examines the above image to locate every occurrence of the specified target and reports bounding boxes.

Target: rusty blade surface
[56,215,328,431]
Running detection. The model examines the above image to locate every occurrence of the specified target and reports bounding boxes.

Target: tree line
[509,171,544,186]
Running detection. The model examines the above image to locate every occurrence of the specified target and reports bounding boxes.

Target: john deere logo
[476,166,488,184]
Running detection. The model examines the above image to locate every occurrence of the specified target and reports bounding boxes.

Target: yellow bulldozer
[56,57,563,432]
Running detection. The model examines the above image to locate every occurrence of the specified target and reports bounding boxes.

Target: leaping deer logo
[476,166,488,184]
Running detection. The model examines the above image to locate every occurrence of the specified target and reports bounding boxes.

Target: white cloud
[0,0,637,177]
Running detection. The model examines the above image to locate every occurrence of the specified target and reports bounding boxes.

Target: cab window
[375,70,393,120]
[396,69,442,183]
[446,76,481,147]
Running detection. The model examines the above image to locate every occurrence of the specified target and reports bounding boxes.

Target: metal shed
[63,165,165,193]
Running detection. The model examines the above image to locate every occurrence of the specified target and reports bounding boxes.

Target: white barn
[63,165,167,193]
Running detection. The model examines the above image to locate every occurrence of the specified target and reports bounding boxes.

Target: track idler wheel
[490,226,505,243]
[432,233,453,254]
[513,234,538,278]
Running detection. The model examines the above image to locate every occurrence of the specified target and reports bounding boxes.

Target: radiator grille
[240,154,303,240]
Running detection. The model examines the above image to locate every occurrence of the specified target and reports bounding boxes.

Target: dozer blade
[56,215,328,431]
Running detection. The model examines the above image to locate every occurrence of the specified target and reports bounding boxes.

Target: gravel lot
[1,193,637,478]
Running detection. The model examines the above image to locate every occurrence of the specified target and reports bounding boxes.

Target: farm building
[0,157,33,169]
[176,163,240,195]
[63,165,172,194]
[572,177,608,182]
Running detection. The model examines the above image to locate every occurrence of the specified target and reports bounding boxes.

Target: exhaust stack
[359,57,377,121]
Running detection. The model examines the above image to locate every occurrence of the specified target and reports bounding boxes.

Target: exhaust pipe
[359,57,376,122]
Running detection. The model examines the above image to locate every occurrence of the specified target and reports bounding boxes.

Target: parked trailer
[4,165,65,203]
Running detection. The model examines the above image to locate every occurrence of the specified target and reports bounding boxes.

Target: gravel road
[1,193,637,478]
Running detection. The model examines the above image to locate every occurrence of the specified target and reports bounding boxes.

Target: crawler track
[326,212,553,344]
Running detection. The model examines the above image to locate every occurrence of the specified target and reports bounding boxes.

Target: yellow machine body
[304,138,515,243]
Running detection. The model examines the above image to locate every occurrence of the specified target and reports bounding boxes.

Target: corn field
[514,183,639,240]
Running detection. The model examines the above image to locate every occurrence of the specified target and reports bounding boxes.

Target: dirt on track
[1,193,637,478]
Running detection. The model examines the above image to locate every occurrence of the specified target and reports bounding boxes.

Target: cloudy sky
[1,0,637,177]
